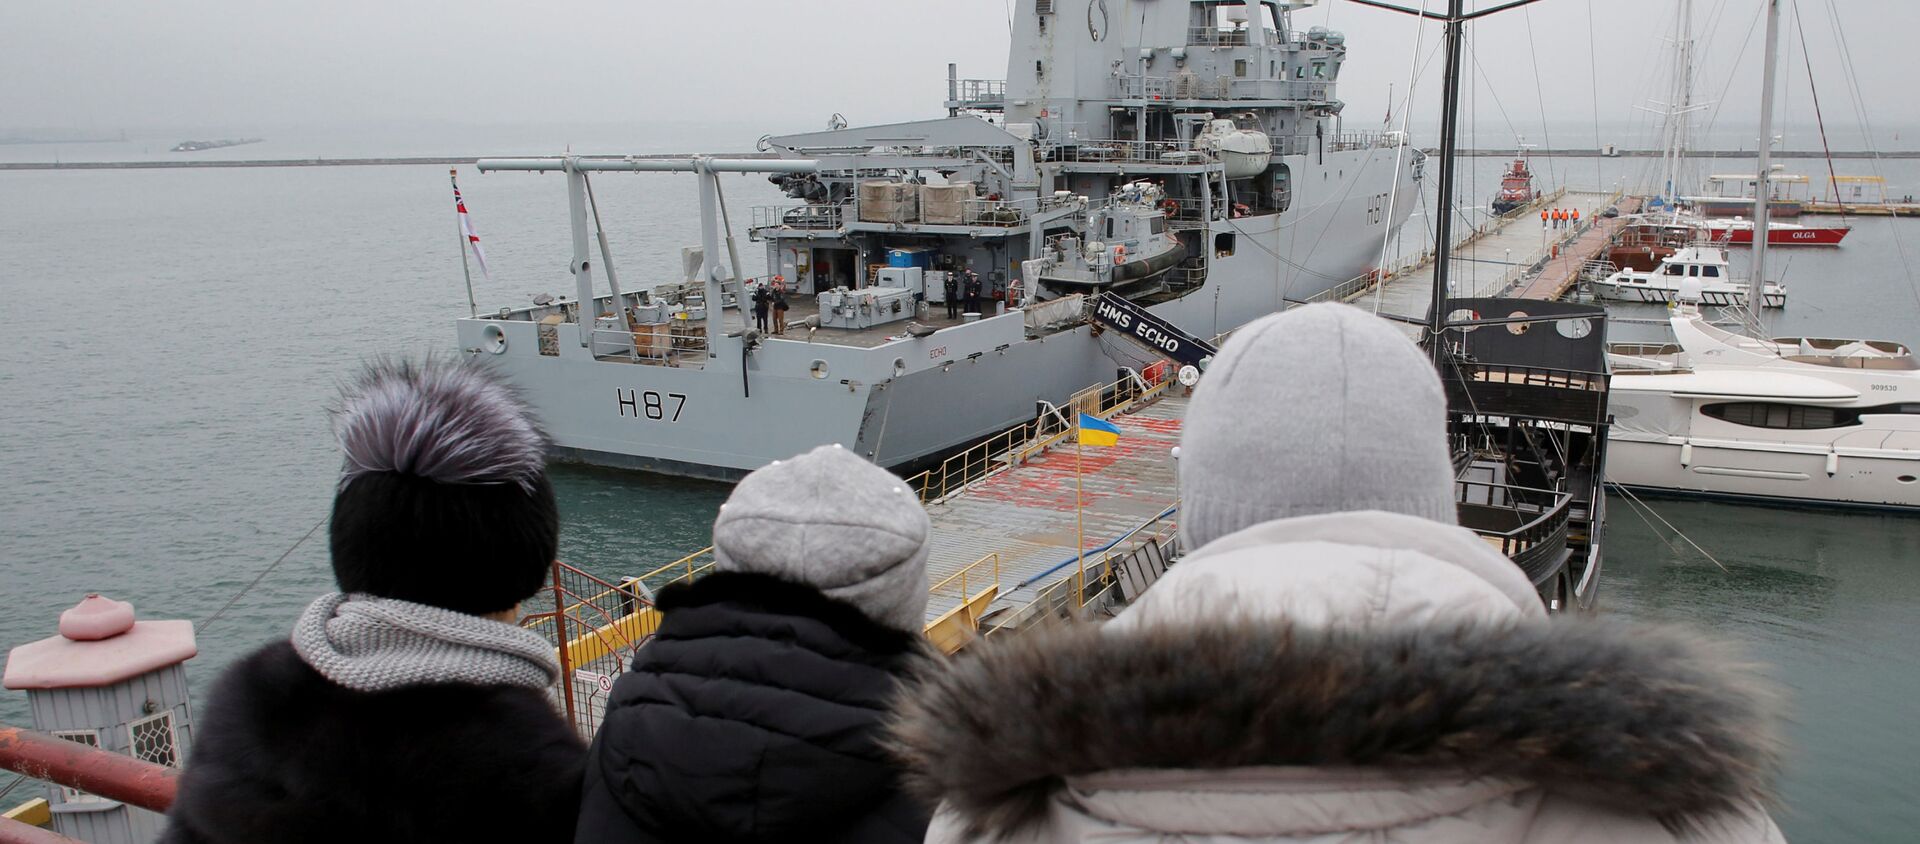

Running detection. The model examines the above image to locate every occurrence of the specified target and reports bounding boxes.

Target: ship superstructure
[458,0,1419,479]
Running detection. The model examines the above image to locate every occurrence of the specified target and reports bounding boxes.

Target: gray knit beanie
[712,444,932,632]
[1178,303,1457,550]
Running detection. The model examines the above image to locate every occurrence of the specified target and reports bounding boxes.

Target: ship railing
[1455,481,1573,585]
[946,78,1006,108]
[1300,270,1383,306]
[591,325,708,367]
[959,193,1083,227]
[981,505,1181,637]
[1186,26,1283,47]
[1109,74,1175,100]
[749,203,843,234]
[2,723,179,842]
[1268,131,1403,157]
[1048,138,1198,166]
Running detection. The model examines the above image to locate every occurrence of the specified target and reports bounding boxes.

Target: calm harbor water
[2,141,1917,840]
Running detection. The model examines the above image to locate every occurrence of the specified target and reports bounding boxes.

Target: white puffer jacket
[892,511,1785,844]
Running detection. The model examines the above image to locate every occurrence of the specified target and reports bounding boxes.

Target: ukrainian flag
[1077,413,1121,447]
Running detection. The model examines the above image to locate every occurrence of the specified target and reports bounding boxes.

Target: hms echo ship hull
[460,147,1414,479]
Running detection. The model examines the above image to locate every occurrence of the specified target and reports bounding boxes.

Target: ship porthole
[1446,308,1480,332]
[810,359,830,379]
[482,324,509,354]
[1555,317,1594,339]
[892,358,907,377]
[1506,310,1531,335]
[1899,475,1917,484]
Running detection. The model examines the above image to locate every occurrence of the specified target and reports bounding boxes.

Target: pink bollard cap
[58,594,138,641]
[4,595,197,690]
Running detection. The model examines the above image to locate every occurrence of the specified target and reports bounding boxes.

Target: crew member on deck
[963,269,982,316]
[751,281,771,332]
[1571,207,1581,227]
[944,271,961,319]
[771,277,790,335]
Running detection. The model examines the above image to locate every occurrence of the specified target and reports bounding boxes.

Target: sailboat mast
[1426,0,1467,357]
[1749,0,1782,323]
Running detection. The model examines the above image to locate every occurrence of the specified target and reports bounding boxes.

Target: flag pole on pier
[1073,413,1122,608]
[450,168,489,317]
[1075,416,1086,604]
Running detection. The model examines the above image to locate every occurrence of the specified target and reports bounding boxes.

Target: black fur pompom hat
[326,358,559,616]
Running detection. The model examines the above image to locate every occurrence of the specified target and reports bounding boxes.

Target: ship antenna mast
[1347,0,1546,363]
[1748,0,1783,335]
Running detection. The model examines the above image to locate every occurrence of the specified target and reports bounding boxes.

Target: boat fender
[1114,244,1128,264]
[1680,441,1693,467]
[1826,451,1839,477]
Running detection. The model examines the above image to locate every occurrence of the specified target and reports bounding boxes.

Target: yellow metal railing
[927,553,1000,617]
[924,553,1002,654]
[636,547,717,589]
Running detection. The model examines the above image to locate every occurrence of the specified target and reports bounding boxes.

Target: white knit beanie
[1178,303,1458,551]
[712,444,932,632]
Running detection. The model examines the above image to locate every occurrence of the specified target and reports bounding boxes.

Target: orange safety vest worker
[1572,208,1581,222]
[1541,209,1549,223]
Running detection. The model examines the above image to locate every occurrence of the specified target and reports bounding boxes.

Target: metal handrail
[0,724,177,814]
[1455,481,1573,551]
[927,553,1001,622]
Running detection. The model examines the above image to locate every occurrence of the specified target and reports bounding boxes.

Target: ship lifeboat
[1195,119,1273,180]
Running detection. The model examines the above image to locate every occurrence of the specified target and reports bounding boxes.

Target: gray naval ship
[459,0,1420,480]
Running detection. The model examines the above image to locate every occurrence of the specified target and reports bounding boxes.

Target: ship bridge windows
[1150,215,1166,235]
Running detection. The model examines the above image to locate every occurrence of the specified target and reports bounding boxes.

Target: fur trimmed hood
[888,617,1782,840]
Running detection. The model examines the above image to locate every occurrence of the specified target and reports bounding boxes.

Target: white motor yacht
[1590,246,1786,308]
[1606,285,1920,510]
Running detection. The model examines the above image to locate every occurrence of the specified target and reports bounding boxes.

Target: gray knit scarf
[291,592,559,693]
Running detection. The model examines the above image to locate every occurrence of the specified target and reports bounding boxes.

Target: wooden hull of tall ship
[1708,222,1850,246]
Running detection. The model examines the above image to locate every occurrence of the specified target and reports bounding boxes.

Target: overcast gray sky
[4,0,1915,147]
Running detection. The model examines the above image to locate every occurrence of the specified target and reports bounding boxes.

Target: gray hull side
[460,146,1416,477]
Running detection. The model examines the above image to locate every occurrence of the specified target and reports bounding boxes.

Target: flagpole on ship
[1074,414,1086,608]
[451,168,478,318]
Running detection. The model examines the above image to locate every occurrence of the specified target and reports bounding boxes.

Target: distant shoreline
[0,153,768,171]
[1444,148,1920,159]
[2,149,1917,171]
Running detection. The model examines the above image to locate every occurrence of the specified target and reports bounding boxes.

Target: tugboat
[1490,153,1537,216]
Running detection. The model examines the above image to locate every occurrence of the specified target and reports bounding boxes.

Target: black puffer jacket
[575,572,932,844]
[160,640,584,844]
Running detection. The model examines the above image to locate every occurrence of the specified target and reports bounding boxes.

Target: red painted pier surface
[921,392,1187,618]
[1510,196,1643,301]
